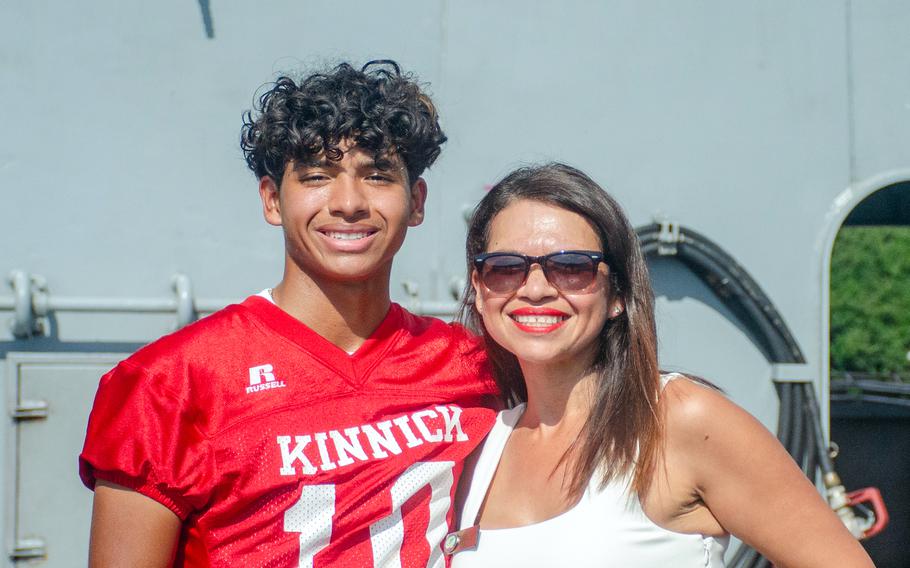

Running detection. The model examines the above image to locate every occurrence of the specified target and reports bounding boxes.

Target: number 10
[284,461,455,568]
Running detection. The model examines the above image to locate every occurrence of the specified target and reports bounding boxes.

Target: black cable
[638,225,805,363]
[790,385,806,473]
[727,540,755,567]
[636,223,836,568]
[801,392,818,475]
[683,244,793,361]
[733,545,760,568]
[803,383,835,476]
[776,381,793,446]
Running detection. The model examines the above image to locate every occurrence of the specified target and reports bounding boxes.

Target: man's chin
[295,259,394,287]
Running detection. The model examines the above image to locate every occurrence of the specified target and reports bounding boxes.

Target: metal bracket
[656,219,681,256]
[31,274,49,322]
[770,363,814,383]
[5,271,201,337]
[449,276,466,301]
[197,0,214,38]
[8,271,46,338]
[173,273,197,328]
[10,538,46,561]
[11,400,49,421]
[401,281,419,300]
[401,280,420,313]
[398,281,460,318]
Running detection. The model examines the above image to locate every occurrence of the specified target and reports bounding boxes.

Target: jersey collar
[240,295,405,386]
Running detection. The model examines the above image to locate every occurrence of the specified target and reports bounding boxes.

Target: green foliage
[830,226,910,374]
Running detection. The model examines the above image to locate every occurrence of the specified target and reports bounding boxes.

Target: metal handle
[848,486,890,539]
[11,400,49,421]
[3,270,218,338]
[10,538,46,560]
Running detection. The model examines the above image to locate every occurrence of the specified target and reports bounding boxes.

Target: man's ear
[259,176,282,227]
[407,177,428,227]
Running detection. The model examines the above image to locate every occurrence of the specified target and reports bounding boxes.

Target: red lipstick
[508,307,569,334]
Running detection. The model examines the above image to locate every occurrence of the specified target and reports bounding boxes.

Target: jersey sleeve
[79,360,215,520]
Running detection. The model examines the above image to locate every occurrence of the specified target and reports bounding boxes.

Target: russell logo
[247,364,287,394]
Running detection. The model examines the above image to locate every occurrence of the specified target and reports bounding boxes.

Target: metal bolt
[401,281,419,299]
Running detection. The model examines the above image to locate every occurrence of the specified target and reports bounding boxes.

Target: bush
[830,226,910,375]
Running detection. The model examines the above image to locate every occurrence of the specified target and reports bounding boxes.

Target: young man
[80,61,498,567]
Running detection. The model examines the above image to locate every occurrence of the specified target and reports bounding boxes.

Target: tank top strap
[458,404,526,530]
[660,371,687,390]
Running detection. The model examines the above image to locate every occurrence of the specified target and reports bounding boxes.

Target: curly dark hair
[240,60,447,186]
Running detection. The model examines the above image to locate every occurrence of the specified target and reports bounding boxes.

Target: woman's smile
[472,199,613,368]
[508,307,570,333]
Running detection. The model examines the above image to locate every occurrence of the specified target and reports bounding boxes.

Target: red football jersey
[80,296,499,567]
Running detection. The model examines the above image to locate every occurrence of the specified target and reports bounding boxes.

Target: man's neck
[270,267,393,354]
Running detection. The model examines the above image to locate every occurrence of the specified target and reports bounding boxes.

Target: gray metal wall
[2,1,909,565]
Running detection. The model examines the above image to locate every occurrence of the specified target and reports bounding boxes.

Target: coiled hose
[637,223,834,568]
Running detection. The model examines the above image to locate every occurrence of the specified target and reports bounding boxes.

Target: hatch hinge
[11,400,48,421]
[10,538,47,561]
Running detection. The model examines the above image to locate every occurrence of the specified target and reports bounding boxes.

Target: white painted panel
[9,354,124,567]
[651,259,778,430]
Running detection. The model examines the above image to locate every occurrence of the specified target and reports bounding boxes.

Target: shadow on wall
[648,256,756,343]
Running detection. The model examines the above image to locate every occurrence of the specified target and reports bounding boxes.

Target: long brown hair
[459,163,661,496]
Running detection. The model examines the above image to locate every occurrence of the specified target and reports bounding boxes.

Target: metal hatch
[5,353,125,567]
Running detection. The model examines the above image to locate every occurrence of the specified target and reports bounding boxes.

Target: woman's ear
[471,270,484,314]
[610,299,624,318]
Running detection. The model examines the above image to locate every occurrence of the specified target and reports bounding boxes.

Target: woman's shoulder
[657,375,874,566]
[660,375,760,452]
[660,374,785,490]
[661,372,730,412]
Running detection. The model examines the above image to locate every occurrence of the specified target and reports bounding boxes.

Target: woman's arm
[663,379,873,568]
[89,480,181,568]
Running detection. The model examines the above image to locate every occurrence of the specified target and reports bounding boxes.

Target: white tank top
[452,383,728,567]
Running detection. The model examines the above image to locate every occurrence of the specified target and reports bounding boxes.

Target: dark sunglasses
[473,250,607,294]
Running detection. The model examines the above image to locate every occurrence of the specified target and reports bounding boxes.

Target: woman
[448,164,872,567]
